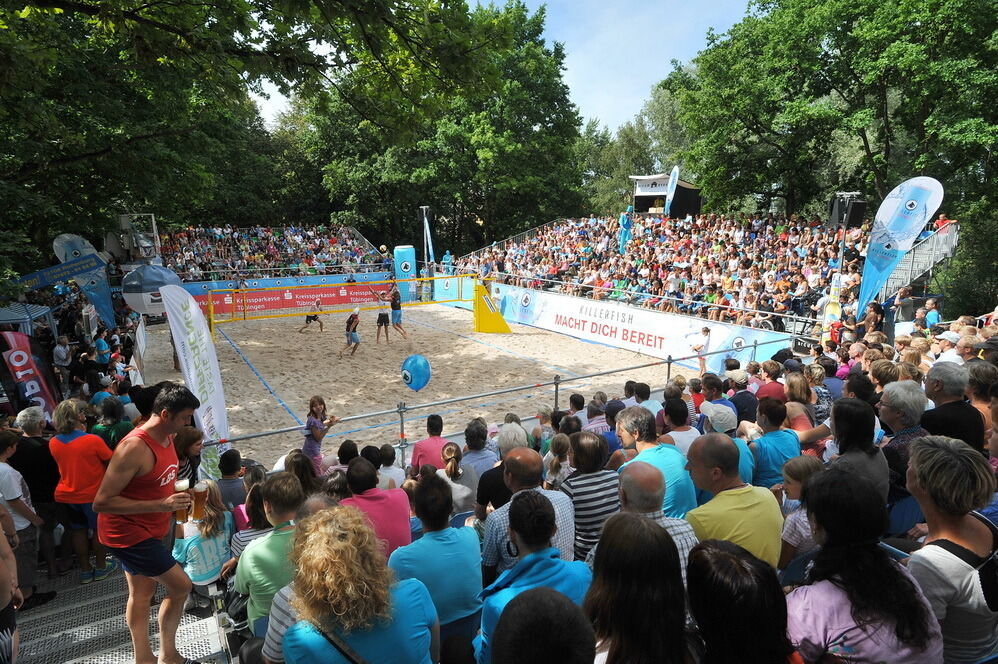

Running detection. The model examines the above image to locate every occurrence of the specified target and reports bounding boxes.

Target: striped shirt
[560,470,621,561]
[261,583,297,663]
[230,526,272,558]
[482,487,575,573]
[585,510,699,587]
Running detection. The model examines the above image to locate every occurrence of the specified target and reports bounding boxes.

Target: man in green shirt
[235,472,305,635]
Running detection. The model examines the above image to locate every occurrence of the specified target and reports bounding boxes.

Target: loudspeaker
[844,200,867,228]
[827,196,845,227]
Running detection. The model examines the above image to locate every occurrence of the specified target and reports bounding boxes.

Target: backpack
[928,511,998,611]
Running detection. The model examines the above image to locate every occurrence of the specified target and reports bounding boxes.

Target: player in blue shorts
[389,282,408,339]
[338,308,361,358]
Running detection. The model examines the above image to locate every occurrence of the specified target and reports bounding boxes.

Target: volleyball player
[389,281,409,339]
[298,298,324,333]
[368,286,392,343]
[338,307,362,358]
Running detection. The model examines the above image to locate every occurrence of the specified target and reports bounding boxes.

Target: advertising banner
[857,177,944,314]
[664,165,680,216]
[394,245,418,303]
[161,285,229,479]
[0,332,60,420]
[192,282,387,317]
[493,286,793,372]
[17,254,106,290]
[51,234,117,329]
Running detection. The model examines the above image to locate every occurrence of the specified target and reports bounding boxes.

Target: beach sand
[141,304,698,466]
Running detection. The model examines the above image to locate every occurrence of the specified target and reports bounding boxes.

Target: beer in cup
[174,479,190,523]
[191,481,209,522]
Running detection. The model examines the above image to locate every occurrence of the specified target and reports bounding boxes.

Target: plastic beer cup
[191,481,208,522]
[174,479,190,523]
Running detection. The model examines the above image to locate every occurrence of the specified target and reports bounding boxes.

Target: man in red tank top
[94,383,201,664]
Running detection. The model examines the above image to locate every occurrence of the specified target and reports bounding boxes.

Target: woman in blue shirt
[389,473,482,642]
[475,491,592,664]
[282,507,439,664]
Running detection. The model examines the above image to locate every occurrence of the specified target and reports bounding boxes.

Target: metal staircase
[877,223,960,300]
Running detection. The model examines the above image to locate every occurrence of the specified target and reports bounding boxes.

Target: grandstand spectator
[94,384,202,664]
[568,393,588,427]
[462,419,498,479]
[748,398,802,488]
[493,588,595,664]
[787,469,942,661]
[755,360,787,402]
[634,382,661,417]
[378,443,406,488]
[235,472,306,636]
[806,363,834,423]
[173,425,203,483]
[437,442,478,514]
[476,490,592,664]
[320,438,357,475]
[281,507,440,664]
[91,396,133,450]
[698,373,738,422]
[11,406,65,580]
[684,434,784,567]
[388,473,482,645]
[340,457,410,556]
[959,335,986,365]
[585,512,693,664]
[409,414,448,473]
[529,405,556,452]
[587,460,697,583]
[582,401,610,436]
[687,540,799,662]
[542,434,573,491]
[172,479,234,595]
[826,399,890,504]
[217,449,247,508]
[474,423,529,520]
[727,369,758,424]
[878,381,930,499]
[906,436,998,663]
[49,400,114,583]
[773,455,822,569]
[934,330,964,365]
[221,480,272,578]
[921,363,986,453]
[0,432,56,610]
[360,445,392,489]
[620,380,638,407]
[601,399,625,455]
[967,363,998,436]
[616,406,697,517]
[284,449,321,495]
[481,448,574,584]
[924,298,941,327]
[658,398,700,455]
[558,432,618,561]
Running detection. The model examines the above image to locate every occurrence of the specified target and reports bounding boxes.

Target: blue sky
[253,0,750,130]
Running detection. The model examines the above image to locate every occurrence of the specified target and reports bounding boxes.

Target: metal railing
[877,223,960,300]
[202,333,807,467]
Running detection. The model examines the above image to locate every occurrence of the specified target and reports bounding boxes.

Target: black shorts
[0,598,14,663]
[107,538,177,578]
[377,313,390,327]
[305,315,319,324]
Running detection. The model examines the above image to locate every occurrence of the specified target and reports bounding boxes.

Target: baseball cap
[783,358,805,374]
[604,399,626,422]
[935,331,960,344]
[725,369,749,387]
[699,402,737,435]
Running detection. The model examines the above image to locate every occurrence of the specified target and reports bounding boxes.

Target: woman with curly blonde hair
[282,506,440,664]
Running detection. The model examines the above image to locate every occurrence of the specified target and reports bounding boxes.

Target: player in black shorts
[368,285,393,344]
[298,298,324,333]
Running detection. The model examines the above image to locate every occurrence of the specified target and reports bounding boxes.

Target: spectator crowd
[455,212,954,332]
[159,224,388,281]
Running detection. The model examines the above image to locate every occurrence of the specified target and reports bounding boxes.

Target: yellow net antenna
[474,282,511,334]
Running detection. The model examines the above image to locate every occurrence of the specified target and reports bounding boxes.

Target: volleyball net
[205,274,474,329]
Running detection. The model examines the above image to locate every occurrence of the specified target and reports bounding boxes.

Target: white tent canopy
[0,303,57,336]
